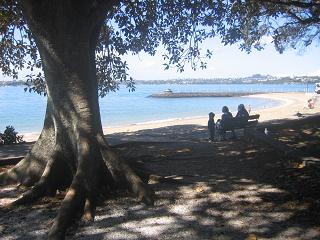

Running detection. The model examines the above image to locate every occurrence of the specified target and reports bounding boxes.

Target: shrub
[0,126,24,145]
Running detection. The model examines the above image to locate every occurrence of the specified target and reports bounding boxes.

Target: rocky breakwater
[148,91,263,98]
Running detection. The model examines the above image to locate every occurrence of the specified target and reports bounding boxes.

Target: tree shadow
[71,116,319,239]
[0,116,320,239]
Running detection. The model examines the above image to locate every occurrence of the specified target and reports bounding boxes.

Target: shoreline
[22,92,320,142]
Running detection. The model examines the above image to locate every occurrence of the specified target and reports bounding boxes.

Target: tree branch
[88,0,120,26]
[260,0,320,9]
[288,10,320,25]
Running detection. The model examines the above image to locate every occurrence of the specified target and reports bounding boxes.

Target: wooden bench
[217,114,260,139]
[244,114,260,128]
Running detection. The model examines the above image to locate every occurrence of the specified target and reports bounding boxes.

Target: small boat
[164,89,173,93]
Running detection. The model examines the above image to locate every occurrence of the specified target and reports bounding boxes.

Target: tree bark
[0,1,153,239]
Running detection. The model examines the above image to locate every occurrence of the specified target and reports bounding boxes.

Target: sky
[1,36,319,82]
[123,37,320,80]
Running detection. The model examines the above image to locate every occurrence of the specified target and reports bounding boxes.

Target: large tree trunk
[0,1,154,239]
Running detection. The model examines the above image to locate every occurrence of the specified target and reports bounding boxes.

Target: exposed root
[49,135,101,239]
[11,147,73,205]
[0,168,18,186]
[0,153,50,187]
[133,180,155,206]
[0,123,57,187]
[49,183,86,240]
[120,161,154,205]
[84,198,96,222]
[12,181,53,205]
[2,132,155,239]
[99,138,155,206]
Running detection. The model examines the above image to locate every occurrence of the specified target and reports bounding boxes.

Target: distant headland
[1,74,320,87]
[0,80,25,87]
[136,74,320,85]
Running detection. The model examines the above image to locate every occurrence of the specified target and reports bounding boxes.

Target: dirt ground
[0,116,320,239]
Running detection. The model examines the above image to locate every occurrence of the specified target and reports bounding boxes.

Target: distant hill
[1,74,320,87]
[0,80,25,86]
[135,75,320,85]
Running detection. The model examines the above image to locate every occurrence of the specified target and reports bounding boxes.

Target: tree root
[99,140,155,206]
[2,133,155,239]
[12,181,52,205]
[0,156,39,186]
[49,182,86,239]
[0,125,57,187]
[84,197,96,222]
[12,157,64,205]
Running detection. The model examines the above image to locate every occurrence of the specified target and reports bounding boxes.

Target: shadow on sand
[1,116,320,239]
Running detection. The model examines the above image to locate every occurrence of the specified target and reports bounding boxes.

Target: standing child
[208,112,215,141]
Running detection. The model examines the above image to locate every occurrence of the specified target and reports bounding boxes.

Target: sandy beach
[104,92,320,132]
[22,92,320,142]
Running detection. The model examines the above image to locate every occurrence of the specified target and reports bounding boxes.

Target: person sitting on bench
[218,106,235,140]
[235,104,249,127]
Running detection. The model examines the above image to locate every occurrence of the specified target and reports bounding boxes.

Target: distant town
[1,74,320,86]
[135,74,320,85]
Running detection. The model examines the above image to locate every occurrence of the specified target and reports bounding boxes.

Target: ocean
[0,83,310,134]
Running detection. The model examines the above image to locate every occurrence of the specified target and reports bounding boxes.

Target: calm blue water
[0,83,309,133]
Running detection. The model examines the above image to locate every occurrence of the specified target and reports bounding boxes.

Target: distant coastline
[0,80,25,87]
[1,74,320,87]
[135,74,320,85]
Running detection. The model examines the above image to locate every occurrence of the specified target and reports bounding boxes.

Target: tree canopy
[1,0,319,94]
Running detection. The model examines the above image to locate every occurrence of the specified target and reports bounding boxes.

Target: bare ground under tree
[1,116,320,239]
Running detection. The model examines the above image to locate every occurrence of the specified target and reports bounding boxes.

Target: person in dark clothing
[219,106,235,140]
[220,106,233,127]
[208,112,215,141]
[235,104,249,127]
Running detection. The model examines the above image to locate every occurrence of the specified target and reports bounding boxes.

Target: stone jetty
[148,91,263,98]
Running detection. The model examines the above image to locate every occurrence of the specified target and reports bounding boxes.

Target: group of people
[208,104,250,141]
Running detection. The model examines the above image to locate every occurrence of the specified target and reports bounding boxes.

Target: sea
[0,83,311,134]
